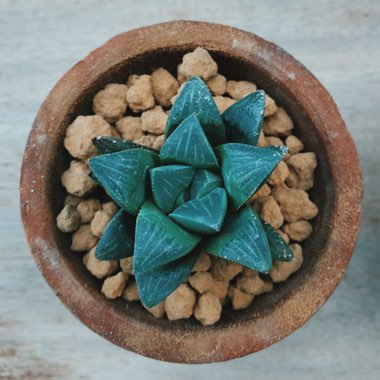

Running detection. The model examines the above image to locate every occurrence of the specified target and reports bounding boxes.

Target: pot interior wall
[52,46,334,328]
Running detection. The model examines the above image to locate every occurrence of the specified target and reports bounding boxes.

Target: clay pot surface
[20,21,363,363]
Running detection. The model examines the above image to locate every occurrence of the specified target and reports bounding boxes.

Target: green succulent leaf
[216,143,288,209]
[261,220,294,262]
[133,201,201,274]
[88,149,160,215]
[190,169,222,199]
[165,76,226,146]
[160,114,219,170]
[95,210,135,260]
[222,90,265,146]
[92,136,158,154]
[150,165,195,213]
[205,205,272,273]
[169,187,228,235]
[135,251,199,308]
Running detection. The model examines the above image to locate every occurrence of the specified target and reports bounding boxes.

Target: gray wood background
[0,0,379,379]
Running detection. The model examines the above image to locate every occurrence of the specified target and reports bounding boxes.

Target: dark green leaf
[216,143,288,209]
[205,205,272,273]
[150,165,195,213]
[92,136,158,154]
[95,210,135,260]
[169,188,227,234]
[161,114,219,170]
[261,220,294,262]
[135,251,199,308]
[222,90,265,146]
[190,169,222,199]
[88,149,160,215]
[133,201,201,273]
[165,76,226,146]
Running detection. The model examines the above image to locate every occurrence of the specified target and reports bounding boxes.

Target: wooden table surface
[1,0,379,379]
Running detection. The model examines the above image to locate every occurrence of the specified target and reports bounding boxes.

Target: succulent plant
[88,76,293,308]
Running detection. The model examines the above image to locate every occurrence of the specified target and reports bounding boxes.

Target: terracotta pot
[20,21,363,363]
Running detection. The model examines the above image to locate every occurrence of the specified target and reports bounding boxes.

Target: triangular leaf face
[205,206,272,273]
[222,90,265,146]
[160,114,219,170]
[216,143,288,209]
[190,169,222,199]
[133,202,201,273]
[165,76,226,146]
[261,220,294,262]
[135,251,199,308]
[92,136,158,154]
[95,210,135,260]
[169,188,228,234]
[88,149,160,215]
[150,165,195,213]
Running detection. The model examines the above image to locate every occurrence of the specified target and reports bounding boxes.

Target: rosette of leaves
[88,76,293,308]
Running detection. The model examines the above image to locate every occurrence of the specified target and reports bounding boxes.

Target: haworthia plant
[88,76,293,308]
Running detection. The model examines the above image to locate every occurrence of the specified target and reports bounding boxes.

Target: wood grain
[0,0,379,378]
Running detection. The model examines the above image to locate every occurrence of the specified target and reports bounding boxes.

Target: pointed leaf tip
[95,210,135,260]
[160,113,219,170]
[136,251,198,308]
[92,136,158,154]
[205,206,272,273]
[133,201,200,274]
[169,187,228,234]
[165,76,226,146]
[216,143,288,209]
[88,149,160,215]
[222,90,265,146]
[150,165,195,213]
[261,220,294,262]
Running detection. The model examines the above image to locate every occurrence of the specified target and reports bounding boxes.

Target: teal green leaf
[135,251,199,308]
[92,136,157,154]
[173,188,190,209]
[150,165,195,213]
[133,201,201,273]
[88,149,160,215]
[205,205,272,273]
[222,90,265,146]
[160,114,219,170]
[165,76,226,146]
[216,143,288,209]
[95,210,135,260]
[190,169,222,199]
[261,220,294,262]
[169,188,227,235]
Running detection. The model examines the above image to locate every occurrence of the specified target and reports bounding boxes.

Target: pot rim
[20,20,363,363]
